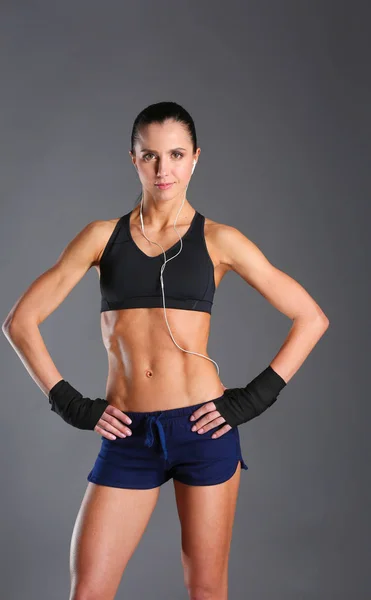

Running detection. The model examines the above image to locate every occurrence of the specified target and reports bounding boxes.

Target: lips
[155,183,173,189]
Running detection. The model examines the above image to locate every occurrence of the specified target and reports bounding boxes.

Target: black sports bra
[99,209,216,314]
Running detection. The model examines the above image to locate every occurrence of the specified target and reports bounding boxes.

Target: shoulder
[204,215,252,268]
[83,217,122,265]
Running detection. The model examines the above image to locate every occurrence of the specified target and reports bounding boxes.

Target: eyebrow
[140,147,187,153]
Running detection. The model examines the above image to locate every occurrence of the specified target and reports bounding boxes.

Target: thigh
[69,481,160,600]
[173,462,241,596]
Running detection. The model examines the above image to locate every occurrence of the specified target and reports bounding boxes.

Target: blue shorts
[87,396,248,489]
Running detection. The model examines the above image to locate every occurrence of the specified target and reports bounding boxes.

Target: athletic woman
[3,101,329,600]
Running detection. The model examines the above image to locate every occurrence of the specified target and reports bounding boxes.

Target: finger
[99,414,132,437]
[196,415,227,434]
[191,410,222,431]
[101,407,131,429]
[94,424,117,440]
[106,405,133,425]
[189,401,216,423]
[211,423,232,438]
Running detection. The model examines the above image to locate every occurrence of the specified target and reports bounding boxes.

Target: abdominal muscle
[100,306,225,412]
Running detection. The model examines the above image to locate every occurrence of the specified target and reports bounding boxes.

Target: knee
[187,584,225,600]
[70,592,94,600]
[70,584,113,600]
[70,592,99,600]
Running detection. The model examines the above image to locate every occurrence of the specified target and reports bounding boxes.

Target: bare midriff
[100,306,224,412]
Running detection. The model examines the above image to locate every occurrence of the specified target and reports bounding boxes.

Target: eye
[142,151,184,161]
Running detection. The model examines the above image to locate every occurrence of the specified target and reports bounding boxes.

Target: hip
[98,397,248,467]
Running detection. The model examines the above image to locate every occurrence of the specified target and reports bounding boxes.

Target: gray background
[1,1,370,598]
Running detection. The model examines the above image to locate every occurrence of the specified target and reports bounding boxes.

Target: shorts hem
[87,475,167,490]
[173,459,248,487]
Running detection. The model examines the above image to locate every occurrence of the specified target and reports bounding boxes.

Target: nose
[156,159,169,176]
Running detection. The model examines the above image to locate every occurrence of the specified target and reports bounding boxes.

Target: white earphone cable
[139,160,220,376]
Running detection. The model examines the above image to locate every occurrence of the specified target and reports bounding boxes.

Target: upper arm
[4,220,106,329]
[216,224,329,322]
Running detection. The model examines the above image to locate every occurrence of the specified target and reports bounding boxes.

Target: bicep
[5,220,105,328]
[218,225,327,321]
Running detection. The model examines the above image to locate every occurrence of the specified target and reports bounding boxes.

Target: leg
[69,481,161,600]
[173,462,242,600]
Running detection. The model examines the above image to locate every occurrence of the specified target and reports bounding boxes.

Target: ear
[129,151,138,170]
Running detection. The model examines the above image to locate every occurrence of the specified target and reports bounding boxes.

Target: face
[129,120,200,197]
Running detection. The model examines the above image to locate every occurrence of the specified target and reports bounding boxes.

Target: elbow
[2,302,39,340]
[2,319,16,341]
[295,310,330,332]
[318,311,330,330]
[311,305,330,331]
[2,307,19,338]
[2,316,30,342]
[2,317,12,338]
[322,315,330,329]
[313,313,330,337]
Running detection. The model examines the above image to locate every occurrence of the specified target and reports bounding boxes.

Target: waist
[105,362,224,412]
[101,307,218,410]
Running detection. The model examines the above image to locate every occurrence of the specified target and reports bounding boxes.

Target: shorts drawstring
[144,413,168,461]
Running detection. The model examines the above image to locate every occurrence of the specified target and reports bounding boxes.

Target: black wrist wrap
[214,365,287,428]
[48,379,108,430]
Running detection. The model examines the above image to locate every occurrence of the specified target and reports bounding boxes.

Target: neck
[137,196,194,229]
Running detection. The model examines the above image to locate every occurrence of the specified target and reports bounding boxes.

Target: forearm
[269,314,329,384]
[2,319,63,397]
[214,315,329,427]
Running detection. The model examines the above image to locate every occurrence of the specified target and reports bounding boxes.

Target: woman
[3,101,329,600]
